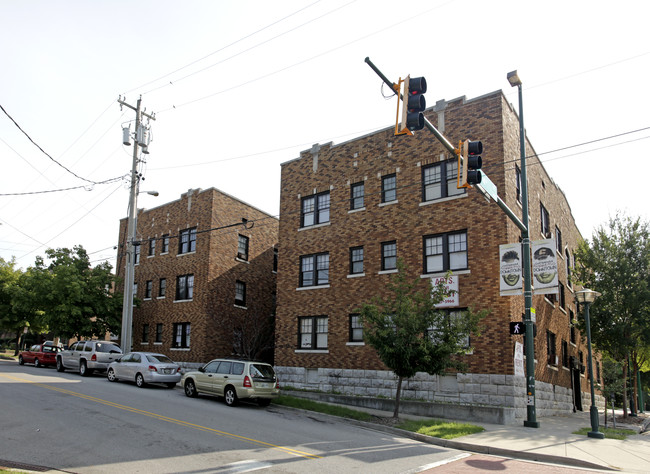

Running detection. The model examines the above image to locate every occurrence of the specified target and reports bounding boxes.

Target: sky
[1,0,648,271]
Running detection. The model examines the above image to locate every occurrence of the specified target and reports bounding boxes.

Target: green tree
[574,214,650,417]
[31,246,123,341]
[0,258,50,354]
[359,260,486,418]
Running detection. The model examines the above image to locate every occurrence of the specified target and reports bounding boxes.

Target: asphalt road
[1,359,467,473]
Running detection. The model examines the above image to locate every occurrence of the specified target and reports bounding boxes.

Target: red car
[18,344,62,368]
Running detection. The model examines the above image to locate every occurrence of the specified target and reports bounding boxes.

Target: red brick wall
[116,188,278,364]
[276,91,601,396]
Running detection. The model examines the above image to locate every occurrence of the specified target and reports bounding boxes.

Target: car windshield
[250,364,275,379]
[147,354,174,364]
[95,342,121,353]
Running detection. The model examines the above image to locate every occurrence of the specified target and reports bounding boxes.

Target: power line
[0,103,106,185]
[127,0,324,94]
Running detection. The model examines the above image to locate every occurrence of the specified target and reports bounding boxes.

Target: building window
[145,280,153,299]
[424,231,468,273]
[559,283,565,309]
[565,249,572,287]
[161,234,170,254]
[142,324,149,343]
[273,248,278,272]
[301,191,330,227]
[555,226,562,251]
[540,203,550,237]
[155,323,163,343]
[172,322,191,348]
[382,174,396,203]
[547,330,557,365]
[237,235,249,261]
[428,310,470,348]
[515,165,522,203]
[562,340,569,368]
[133,282,137,299]
[422,160,463,201]
[235,280,246,307]
[159,278,166,298]
[350,246,364,274]
[569,309,577,344]
[148,238,156,256]
[350,182,364,210]
[381,241,397,271]
[300,253,329,287]
[179,227,197,254]
[134,244,140,265]
[349,314,363,342]
[176,274,194,300]
[579,351,585,374]
[299,316,328,349]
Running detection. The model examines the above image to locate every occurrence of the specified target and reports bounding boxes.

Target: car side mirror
[198,366,205,373]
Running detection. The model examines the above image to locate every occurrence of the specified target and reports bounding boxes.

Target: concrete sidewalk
[317,400,650,472]
[446,410,650,472]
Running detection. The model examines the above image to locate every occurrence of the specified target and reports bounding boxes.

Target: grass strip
[572,426,637,440]
[272,395,484,439]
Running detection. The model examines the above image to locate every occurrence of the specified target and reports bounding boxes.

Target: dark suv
[56,340,122,376]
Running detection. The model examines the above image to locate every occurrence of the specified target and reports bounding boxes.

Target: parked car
[107,352,181,388]
[18,343,62,368]
[56,340,122,376]
[181,358,279,407]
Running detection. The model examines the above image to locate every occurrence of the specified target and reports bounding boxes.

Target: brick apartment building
[116,188,279,365]
[274,90,603,419]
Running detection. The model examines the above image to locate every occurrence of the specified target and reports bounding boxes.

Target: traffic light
[395,75,427,135]
[466,140,483,185]
[457,139,483,188]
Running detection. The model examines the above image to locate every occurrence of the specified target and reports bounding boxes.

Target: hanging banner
[499,243,523,296]
[432,275,458,308]
[532,238,559,294]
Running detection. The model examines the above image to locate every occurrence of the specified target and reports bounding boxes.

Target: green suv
[181,358,279,407]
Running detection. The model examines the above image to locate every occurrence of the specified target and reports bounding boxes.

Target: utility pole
[117,96,155,354]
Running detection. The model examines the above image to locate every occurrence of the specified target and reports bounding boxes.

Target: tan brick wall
[276,91,601,401]
[116,188,278,364]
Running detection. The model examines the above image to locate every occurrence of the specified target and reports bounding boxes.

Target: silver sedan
[107,352,181,388]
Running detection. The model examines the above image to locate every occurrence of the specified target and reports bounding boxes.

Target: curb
[274,405,617,472]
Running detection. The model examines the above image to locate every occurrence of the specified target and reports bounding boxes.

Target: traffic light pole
[365,57,538,427]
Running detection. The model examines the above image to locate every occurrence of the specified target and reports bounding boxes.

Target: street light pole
[576,289,604,438]
[508,70,539,428]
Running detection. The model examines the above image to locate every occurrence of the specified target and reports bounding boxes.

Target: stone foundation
[276,366,605,419]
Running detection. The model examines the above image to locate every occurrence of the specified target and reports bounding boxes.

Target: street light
[575,288,605,439]
[508,70,539,428]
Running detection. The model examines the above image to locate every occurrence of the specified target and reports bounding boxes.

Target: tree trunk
[632,357,639,414]
[622,359,628,418]
[13,329,21,356]
[393,376,403,419]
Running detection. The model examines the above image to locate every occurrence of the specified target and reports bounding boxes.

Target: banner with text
[532,238,559,295]
[499,243,523,296]
[432,275,459,308]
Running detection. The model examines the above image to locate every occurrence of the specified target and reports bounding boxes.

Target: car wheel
[184,380,198,398]
[107,368,117,382]
[165,382,177,389]
[56,358,65,372]
[257,399,271,407]
[34,358,40,368]
[224,386,239,407]
[135,373,146,388]
[18,355,24,365]
[80,360,92,376]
